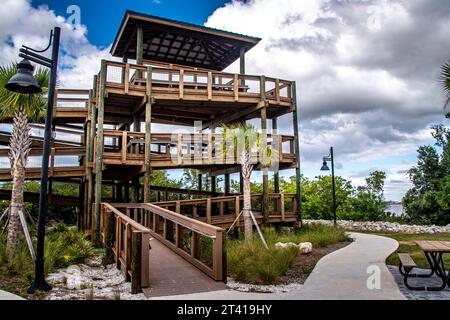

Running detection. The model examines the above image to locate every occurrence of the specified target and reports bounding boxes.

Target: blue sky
[1,0,448,201]
[32,0,229,47]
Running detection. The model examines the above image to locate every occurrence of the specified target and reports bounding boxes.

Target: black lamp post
[5,27,61,293]
[320,147,336,227]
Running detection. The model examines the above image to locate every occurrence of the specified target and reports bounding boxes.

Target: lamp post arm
[18,53,52,69]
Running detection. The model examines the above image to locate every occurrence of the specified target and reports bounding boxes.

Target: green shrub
[44,227,94,273]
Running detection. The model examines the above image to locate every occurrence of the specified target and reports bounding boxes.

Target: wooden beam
[240,47,245,75]
[136,24,144,78]
[260,96,269,225]
[87,77,97,230]
[144,66,153,202]
[272,117,280,194]
[291,81,302,227]
[203,101,264,130]
[94,61,106,244]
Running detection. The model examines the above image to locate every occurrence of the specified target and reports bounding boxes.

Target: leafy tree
[344,171,388,221]
[403,125,450,225]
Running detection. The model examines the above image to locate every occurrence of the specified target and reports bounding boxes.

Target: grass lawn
[365,232,450,269]
[227,224,350,285]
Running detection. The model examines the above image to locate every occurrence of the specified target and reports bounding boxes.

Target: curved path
[152,232,405,300]
[0,290,24,300]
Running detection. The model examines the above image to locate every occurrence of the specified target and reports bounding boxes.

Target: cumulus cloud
[206,0,449,199]
[0,0,111,88]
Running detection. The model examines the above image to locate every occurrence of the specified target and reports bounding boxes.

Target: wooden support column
[225,173,230,195]
[131,177,139,202]
[94,61,106,244]
[291,81,302,227]
[136,24,143,78]
[143,66,153,203]
[124,180,130,202]
[240,47,245,75]
[272,117,280,194]
[198,173,202,191]
[87,76,97,230]
[78,182,85,230]
[260,76,269,224]
[211,175,216,196]
[131,231,142,294]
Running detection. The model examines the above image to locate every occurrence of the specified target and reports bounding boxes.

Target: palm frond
[440,61,450,109]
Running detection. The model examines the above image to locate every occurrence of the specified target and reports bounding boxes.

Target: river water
[386,203,404,216]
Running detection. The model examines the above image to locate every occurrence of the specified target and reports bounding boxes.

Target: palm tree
[0,64,49,253]
[221,123,277,241]
[440,61,450,118]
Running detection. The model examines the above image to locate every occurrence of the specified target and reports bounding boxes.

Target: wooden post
[131,177,139,202]
[291,81,302,227]
[198,173,202,191]
[260,93,269,224]
[94,61,106,244]
[104,210,115,264]
[131,231,142,294]
[136,24,143,78]
[239,172,244,195]
[211,175,216,196]
[235,196,240,226]
[191,232,199,258]
[143,66,153,202]
[272,117,280,194]
[124,180,130,202]
[206,198,212,224]
[225,173,230,195]
[240,47,245,75]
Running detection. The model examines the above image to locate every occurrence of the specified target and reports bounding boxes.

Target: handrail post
[104,209,115,264]
[206,198,212,224]
[131,230,142,294]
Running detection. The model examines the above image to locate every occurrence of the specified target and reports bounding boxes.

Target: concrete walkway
[151,232,405,300]
[0,290,24,300]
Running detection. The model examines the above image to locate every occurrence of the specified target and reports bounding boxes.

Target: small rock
[274,242,298,249]
[298,242,313,254]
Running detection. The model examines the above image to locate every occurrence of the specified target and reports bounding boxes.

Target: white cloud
[0,0,111,89]
[205,0,449,199]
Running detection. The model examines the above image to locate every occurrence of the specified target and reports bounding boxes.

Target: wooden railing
[154,193,298,225]
[111,202,227,282]
[97,203,150,293]
[97,130,295,167]
[102,60,292,104]
[55,89,90,117]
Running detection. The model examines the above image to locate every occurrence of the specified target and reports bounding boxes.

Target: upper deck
[100,59,294,127]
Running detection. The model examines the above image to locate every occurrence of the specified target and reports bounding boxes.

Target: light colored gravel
[44,256,148,300]
[305,220,450,234]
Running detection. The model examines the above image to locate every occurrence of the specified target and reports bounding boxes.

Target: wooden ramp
[144,237,226,297]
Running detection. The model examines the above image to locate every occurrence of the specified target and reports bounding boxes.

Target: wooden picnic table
[413,240,450,290]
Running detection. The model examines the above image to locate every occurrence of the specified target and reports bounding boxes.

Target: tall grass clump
[226,224,349,284]
[277,224,349,247]
[227,234,298,284]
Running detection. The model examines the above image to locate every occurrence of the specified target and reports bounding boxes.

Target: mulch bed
[279,242,351,284]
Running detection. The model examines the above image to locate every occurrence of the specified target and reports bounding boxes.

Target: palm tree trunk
[6,107,31,253]
[241,152,253,241]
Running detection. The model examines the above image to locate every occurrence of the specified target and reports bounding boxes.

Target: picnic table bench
[398,240,450,291]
